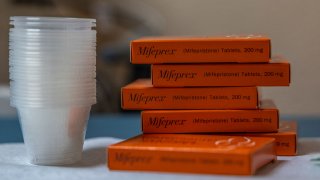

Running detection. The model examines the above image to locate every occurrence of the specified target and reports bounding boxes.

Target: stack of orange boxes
[108,36,296,175]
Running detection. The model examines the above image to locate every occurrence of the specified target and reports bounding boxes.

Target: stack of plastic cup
[9,16,96,165]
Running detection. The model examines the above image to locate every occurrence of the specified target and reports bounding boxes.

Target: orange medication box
[141,100,278,133]
[121,79,258,110]
[131,36,270,64]
[152,61,290,87]
[233,121,297,156]
[108,134,276,175]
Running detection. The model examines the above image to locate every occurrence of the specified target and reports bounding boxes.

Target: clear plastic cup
[10,80,96,89]
[9,29,96,33]
[11,90,96,97]
[9,57,96,64]
[10,61,96,66]
[10,64,96,70]
[10,63,96,68]
[9,52,96,57]
[12,98,96,108]
[11,93,96,100]
[10,88,96,97]
[12,95,96,101]
[10,74,96,81]
[9,64,96,70]
[9,60,96,66]
[12,102,96,109]
[10,79,96,85]
[9,49,96,56]
[11,93,96,99]
[11,91,96,99]
[8,39,96,45]
[9,35,96,41]
[9,28,97,34]
[10,81,96,88]
[9,29,96,34]
[9,54,96,60]
[9,72,96,81]
[9,40,96,46]
[16,105,91,165]
[9,34,96,41]
[9,32,96,39]
[11,86,96,94]
[10,16,96,29]
[9,61,96,67]
[8,38,96,44]
[9,53,95,59]
[9,62,96,68]
[11,94,96,103]
[9,44,96,51]
[11,94,96,105]
[9,40,96,45]
[11,91,96,100]
[12,94,96,101]
[11,89,96,96]
[9,50,95,56]
[9,59,96,65]
[10,73,96,80]
[10,82,96,90]
[10,76,95,81]
[9,45,96,51]
[9,16,96,165]
[11,75,95,80]
[9,48,96,54]
[9,72,96,80]
[9,43,96,48]
[9,39,96,44]
[9,73,96,81]
[9,33,96,39]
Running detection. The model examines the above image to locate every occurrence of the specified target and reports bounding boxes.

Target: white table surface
[0,137,320,180]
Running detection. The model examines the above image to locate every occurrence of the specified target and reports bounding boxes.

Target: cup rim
[10,16,96,23]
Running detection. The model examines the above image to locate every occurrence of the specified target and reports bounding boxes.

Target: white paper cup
[17,105,91,165]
